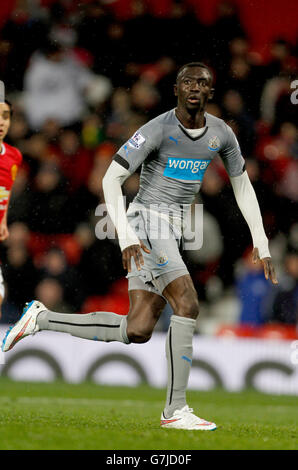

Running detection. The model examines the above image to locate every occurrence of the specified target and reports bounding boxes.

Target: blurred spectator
[81,114,105,150]
[77,237,124,297]
[47,1,78,50]
[76,1,112,63]
[40,118,61,146]
[0,0,49,91]
[273,78,298,132]
[50,128,94,191]
[67,145,114,230]
[7,167,31,225]
[219,57,256,114]
[2,243,38,314]
[124,0,161,65]
[35,277,72,313]
[255,121,298,234]
[36,247,83,310]
[256,122,297,184]
[130,79,160,119]
[266,39,296,79]
[3,221,31,248]
[260,75,297,127]
[26,162,70,233]
[23,39,112,130]
[185,204,224,301]
[235,247,272,325]
[155,0,205,65]
[209,1,245,72]
[7,111,29,151]
[105,88,132,142]
[229,36,249,60]
[95,21,129,87]
[222,89,256,156]
[264,249,298,324]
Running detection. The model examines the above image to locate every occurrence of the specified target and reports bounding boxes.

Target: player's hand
[252,247,278,285]
[122,241,150,273]
[0,222,9,241]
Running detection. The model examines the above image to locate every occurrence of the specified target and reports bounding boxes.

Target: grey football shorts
[126,204,189,298]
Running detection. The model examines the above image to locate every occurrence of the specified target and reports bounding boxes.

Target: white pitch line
[0,396,162,407]
[0,396,295,412]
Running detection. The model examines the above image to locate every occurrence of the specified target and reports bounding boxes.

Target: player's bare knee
[174,294,199,319]
[126,320,154,344]
[126,327,152,344]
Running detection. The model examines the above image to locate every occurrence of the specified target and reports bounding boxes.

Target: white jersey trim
[102,160,140,252]
[181,126,206,139]
[230,171,270,259]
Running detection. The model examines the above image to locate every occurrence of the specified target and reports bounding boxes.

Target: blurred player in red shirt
[0,100,23,316]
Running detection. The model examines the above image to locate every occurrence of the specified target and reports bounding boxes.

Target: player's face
[174,67,214,112]
[0,103,11,142]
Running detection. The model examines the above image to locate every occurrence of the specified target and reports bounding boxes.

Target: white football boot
[161,405,217,430]
[1,300,46,352]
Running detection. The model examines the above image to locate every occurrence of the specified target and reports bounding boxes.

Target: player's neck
[175,107,206,129]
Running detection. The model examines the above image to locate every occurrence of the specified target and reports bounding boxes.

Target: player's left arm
[229,171,278,285]
[0,150,23,242]
[220,123,278,285]
[0,190,11,241]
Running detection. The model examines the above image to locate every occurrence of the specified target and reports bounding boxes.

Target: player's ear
[174,83,178,97]
[208,88,215,101]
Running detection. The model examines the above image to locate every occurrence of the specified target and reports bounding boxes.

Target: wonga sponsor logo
[163,157,211,181]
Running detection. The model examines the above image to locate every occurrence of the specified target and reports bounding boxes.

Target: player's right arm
[102,160,150,272]
[102,119,162,272]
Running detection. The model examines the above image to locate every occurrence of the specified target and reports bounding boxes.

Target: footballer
[0,99,23,317]
[2,63,277,430]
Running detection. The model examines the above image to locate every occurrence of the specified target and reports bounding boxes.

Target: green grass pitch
[0,378,297,450]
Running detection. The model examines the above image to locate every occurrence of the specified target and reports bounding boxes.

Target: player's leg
[0,296,3,321]
[162,274,198,416]
[0,266,5,320]
[1,286,166,351]
[126,289,166,343]
[125,273,166,343]
[158,273,216,430]
[37,287,165,343]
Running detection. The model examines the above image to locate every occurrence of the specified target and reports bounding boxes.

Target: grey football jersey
[115,109,245,217]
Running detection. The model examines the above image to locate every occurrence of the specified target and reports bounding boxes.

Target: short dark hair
[176,62,213,84]
[4,99,13,116]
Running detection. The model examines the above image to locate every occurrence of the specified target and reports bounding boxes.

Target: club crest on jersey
[128,132,146,149]
[208,136,220,151]
[156,251,169,267]
[11,164,18,181]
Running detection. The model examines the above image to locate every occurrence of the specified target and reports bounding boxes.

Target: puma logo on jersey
[169,136,178,145]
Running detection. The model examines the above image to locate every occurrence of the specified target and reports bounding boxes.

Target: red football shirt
[0,142,23,223]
